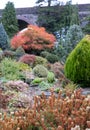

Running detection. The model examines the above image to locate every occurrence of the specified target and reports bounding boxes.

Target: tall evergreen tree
[70,4,80,25]
[1,1,19,38]
[0,23,8,50]
[63,1,80,32]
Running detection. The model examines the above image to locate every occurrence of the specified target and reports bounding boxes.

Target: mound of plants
[0,89,9,109]
[0,58,25,80]
[31,77,43,85]
[19,54,36,66]
[40,50,50,58]
[0,89,89,129]
[5,80,29,92]
[50,62,64,78]
[34,56,48,66]
[15,46,25,58]
[65,35,90,87]
[33,64,48,77]
[47,71,55,83]
[41,51,59,63]
[46,53,59,63]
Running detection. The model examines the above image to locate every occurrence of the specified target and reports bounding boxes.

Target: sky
[0,0,90,9]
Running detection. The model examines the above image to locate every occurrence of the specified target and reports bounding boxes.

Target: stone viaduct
[0,4,90,30]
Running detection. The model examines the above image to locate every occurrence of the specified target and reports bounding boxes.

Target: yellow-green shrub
[0,58,25,80]
[65,35,90,86]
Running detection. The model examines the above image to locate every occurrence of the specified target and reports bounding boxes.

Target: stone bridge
[0,4,90,30]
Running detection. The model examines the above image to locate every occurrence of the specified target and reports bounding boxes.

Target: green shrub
[40,51,50,58]
[47,72,55,83]
[18,62,32,71]
[15,46,25,58]
[0,23,8,50]
[54,24,84,62]
[46,53,59,63]
[39,81,52,90]
[0,58,25,80]
[33,65,48,77]
[41,51,59,63]
[64,35,90,87]
[34,56,48,66]
[31,77,43,85]
[65,24,84,54]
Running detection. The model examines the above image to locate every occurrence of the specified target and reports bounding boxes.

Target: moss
[64,35,90,87]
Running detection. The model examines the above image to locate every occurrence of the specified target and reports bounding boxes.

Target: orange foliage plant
[11,25,56,51]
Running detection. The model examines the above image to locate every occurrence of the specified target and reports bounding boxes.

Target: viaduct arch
[0,5,90,30]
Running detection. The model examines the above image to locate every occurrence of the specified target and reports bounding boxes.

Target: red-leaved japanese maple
[11,25,56,51]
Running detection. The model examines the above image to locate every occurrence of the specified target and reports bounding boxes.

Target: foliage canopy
[11,25,56,52]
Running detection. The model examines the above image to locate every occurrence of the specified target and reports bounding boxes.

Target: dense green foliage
[64,35,90,86]
[34,56,48,66]
[1,1,19,38]
[65,24,84,54]
[47,71,55,83]
[40,51,50,58]
[40,51,59,63]
[15,46,25,58]
[54,24,84,62]
[31,77,43,85]
[33,65,48,77]
[64,1,80,27]
[46,53,59,63]
[83,16,90,34]
[0,23,8,50]
[37,6,64,33]
[0,58,25,80]
[37,1,80,33]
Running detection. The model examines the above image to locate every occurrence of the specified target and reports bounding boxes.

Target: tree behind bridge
[36,0,80,34]
[36,0,59,7]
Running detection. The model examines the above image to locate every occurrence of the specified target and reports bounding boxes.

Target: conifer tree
[0,23,8,50]
[1,1,19,38]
